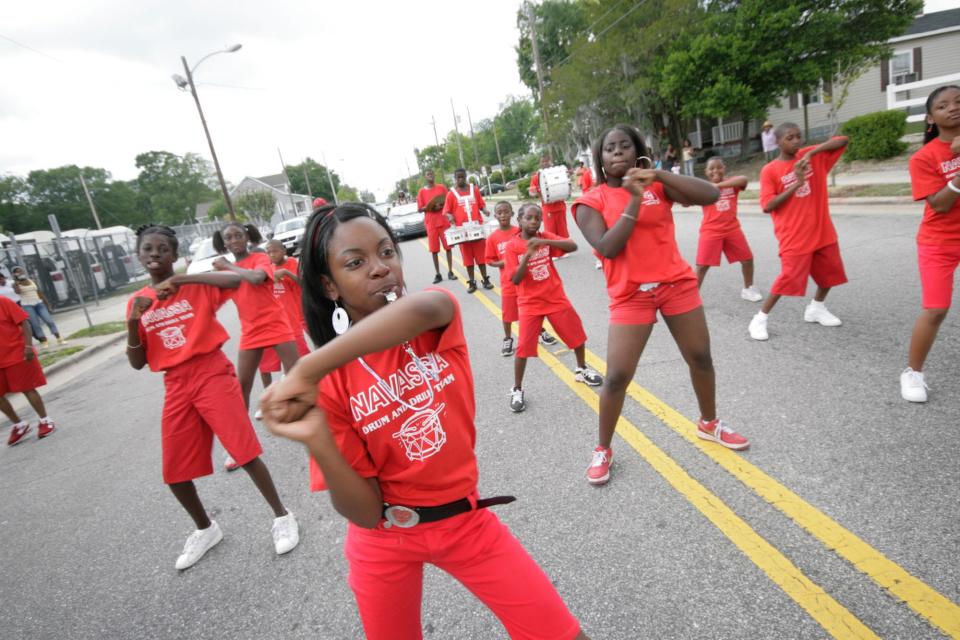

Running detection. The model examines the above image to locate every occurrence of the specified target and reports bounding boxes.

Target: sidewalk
[746,168,910,192]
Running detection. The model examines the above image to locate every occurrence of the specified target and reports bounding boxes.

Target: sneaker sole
[696,430,750,451]
[901,392,928,403]
[8,426,32,446]
[586,470,611,485]
[576,376,603,387]
[501,351,514,357]
[510,405,525,413]
[804,315,842,326]
[37,427,55,439]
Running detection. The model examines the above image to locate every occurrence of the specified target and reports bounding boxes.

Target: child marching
[417,169,456,284]
[260,203,590,640]
[901,85,960,402]
[749,125,850,341]
[125,225,299,570]
[573,124,750,486]
[484,201,521,356]
[695,157,763,301]
[504,204,602,412]
[443,168,494,293]
[529,154,570,237]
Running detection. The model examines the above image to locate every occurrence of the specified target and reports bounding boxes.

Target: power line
[0,32,64,64]
[556,0,651,67]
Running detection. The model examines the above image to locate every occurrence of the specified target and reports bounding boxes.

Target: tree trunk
[739,114,753,159]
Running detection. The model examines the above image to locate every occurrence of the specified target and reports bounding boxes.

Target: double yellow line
[423,239,959,639]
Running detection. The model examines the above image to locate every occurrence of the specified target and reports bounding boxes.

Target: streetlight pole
[175,45,241,221]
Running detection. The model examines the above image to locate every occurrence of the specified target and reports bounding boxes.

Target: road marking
[423,239,960,639]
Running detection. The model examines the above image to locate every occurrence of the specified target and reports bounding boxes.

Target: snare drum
[539,166,571,204]
[463,221,485,241]
[444,226,468,246]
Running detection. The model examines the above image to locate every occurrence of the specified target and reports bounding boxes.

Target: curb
[44,332,126,376]
[741,196,913,205]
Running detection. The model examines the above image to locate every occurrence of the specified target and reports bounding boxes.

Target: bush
[840,110,907,161]
[517,177,534,199]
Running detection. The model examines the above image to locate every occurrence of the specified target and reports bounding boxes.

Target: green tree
[359,190,376,203]
[337,185,360,203]
[24,165,117,231]
[235,191,276,221]
[135,151,219,224]
[515,0,588,102]
[284,158,341,203]
[0,175,36,234]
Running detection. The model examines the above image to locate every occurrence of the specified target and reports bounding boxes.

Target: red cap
[312,197,328,209]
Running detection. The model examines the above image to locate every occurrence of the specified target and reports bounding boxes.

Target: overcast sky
[1,0,955,201]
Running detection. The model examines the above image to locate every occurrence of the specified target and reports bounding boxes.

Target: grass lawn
[740,183,911,200]
[38,345,85,368]
[68,321,127,339]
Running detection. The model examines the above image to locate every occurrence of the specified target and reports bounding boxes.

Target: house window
[890,50,914,84]
[798,79,830,106]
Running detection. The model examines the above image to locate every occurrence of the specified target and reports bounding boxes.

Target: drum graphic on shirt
[531,263,550,281]
[158,326,187,350]
[392,403,447,462]
[716,198,731,212]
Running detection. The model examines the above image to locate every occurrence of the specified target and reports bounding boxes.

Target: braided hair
[924,85,960,145]
[212,221,264,254]
[299,202,401,347]
[135,224,179,253]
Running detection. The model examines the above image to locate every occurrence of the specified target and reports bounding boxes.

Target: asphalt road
[1,202,957,640]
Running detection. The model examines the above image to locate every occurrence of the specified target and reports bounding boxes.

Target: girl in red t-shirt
[573,124,750,486]
[126,225,299,570]
[260,203,589,640]
[211,223,301,410]
[902,85,960,403]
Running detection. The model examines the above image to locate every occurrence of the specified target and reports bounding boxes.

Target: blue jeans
[24,303,59,341]
[684,159,695,176]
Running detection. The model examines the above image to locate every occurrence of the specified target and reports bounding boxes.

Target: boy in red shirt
[443,168,494,293]
[696,157,762,301]
[0,295,56,445]
[417,169,455,284]
[576,161,594,193]
[484,201,521,356]
[529,154,570,238]
[749,124,849,341]
[901,85,960,402]
[504,205,602,412]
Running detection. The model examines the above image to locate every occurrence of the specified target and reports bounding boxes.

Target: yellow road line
[426,248,878,640]
[423,239,960,638]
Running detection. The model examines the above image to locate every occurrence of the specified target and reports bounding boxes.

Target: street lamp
[172,44,242,220]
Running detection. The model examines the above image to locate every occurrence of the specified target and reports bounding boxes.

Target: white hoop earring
[636,156,653,169]
[332,302,350,335]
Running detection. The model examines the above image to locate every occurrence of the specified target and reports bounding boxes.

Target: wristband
[621,212,637,221]
[127,342,143,350]
[948,180,960,195]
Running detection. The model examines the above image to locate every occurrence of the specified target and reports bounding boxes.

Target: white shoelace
[182,529,208,555]
[510,388,523,402]
[590,449,608,467]
[904,370,929,390]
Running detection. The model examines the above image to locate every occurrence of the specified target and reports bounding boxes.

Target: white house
[231,173,312,225]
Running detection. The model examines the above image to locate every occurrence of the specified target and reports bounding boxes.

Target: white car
[186,238,235,274]
[273,216,309,255]
[386,203,427,240]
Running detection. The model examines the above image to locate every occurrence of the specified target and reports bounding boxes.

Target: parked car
[187,238,235,274]
[480,183,506,196]
[386,203,427,240]
[273,216,310,255]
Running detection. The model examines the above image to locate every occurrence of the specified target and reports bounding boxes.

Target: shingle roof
[903,8,960,36]
[256,173,289,190]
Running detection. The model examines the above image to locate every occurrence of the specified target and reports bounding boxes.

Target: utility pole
[78,174,103,230]
[302,164,314,199]
[466,105,480,170]
[321,151,340,205]
[430,115,445,180]
[450,99,466,169]
[492,117,504,177]
[277,147,299,220]
[526,2,551,154]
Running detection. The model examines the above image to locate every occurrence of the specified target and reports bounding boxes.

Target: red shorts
[258,331,310,373]
[345,507,581,640]
[501,293,518,324]
[425,213,450,253]
[770,243,848,297]
[543,204,569,238]
[161,350,263,484]
[609,277,702,325]
[0,353,46,394]
[459,239,487,267]
[696,228,753,266]
[918,243,960,309]
[517,305,587,358]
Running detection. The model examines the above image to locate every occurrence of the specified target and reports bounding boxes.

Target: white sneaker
[594,259,602,270]
[741,286,763,302]
[900,368,928,403]
[272,511,300,555]
[175,520,223,570]
[509,387,526,412]
[804,301,842,326]
[254,408,263,421]
[748,312,769,341]
[574,366,603,386]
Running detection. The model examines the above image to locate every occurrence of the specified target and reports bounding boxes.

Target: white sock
[756,311,768,319]
[810,299,825,308]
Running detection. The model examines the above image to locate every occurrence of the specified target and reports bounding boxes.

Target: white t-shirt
[0,282,21,303]
[762,129,778,153]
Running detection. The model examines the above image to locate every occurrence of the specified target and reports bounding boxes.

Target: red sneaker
[37,419,56,439]
[586,446,613,485]
[7,422,31,446]
[697,419,749,451]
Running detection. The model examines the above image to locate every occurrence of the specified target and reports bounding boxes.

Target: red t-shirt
[530,171,566,216]
[572,182,695,307]
[443,185,486,224]
[127,283,231,372]
[417,184,449,222]
[269,257,306,331]
[579,169,594,192]
[311,289,479,507]
[484,226,520,295]
[0,296,29,368]
[909,138,960,245]
[231,253,295,350]
[759,142,845,256]
[503,231,572,316]
[700,186,744,237]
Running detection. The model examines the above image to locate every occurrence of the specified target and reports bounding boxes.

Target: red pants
[501,293,518,323]
[161,350,263,483]
[696,228,753,266]
[345,508,581,640]
[425,214,451,253]
[543,203,569,238]
[517,306,587,358]
[609,278,702,325]
[917,243,960,309]
[459,239,487,267]
[770,243,847,297]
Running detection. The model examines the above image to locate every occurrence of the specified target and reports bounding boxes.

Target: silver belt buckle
[383,505,420,528]
[639,282,660,292]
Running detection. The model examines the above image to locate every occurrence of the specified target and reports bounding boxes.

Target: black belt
[382,495,516,528]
